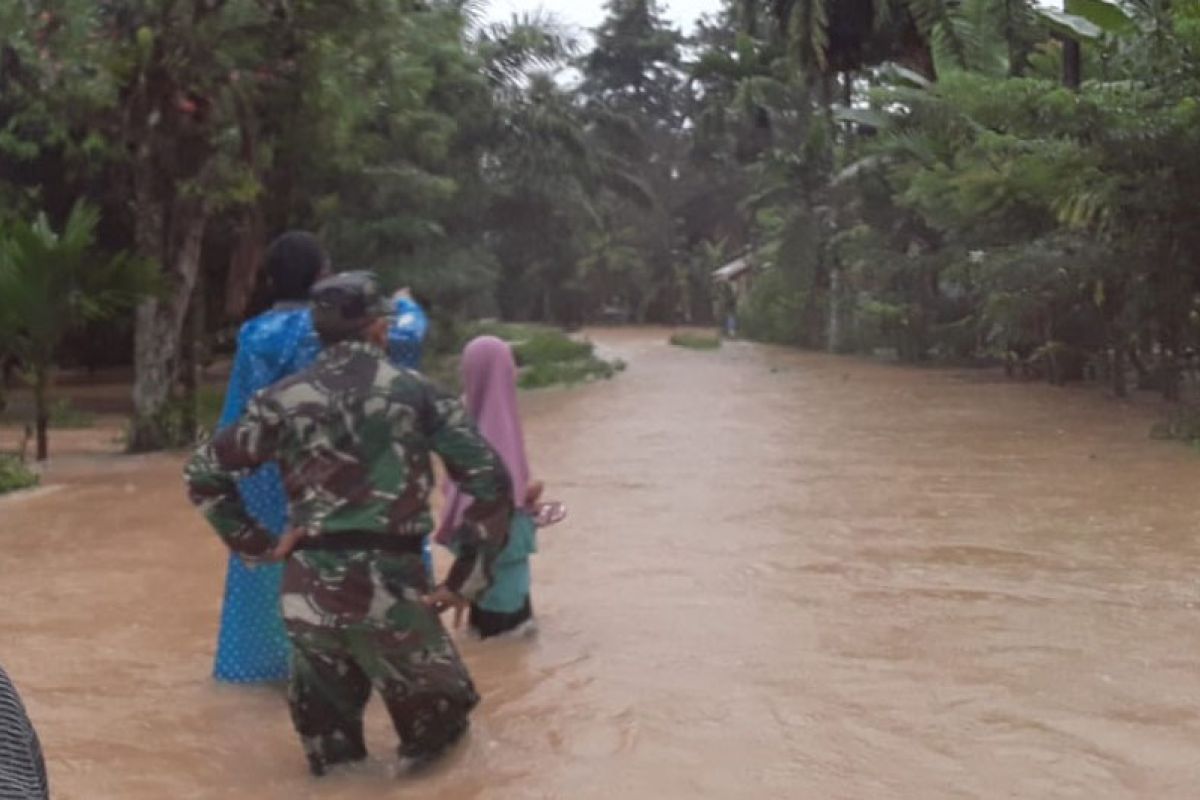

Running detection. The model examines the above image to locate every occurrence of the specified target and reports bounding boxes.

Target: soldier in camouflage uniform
[185,271,512,777]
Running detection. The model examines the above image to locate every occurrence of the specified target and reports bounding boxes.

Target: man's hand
[423,585,469,628]
[270,528,307,562]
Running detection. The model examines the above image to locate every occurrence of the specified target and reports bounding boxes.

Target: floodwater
[4,328,1200,799]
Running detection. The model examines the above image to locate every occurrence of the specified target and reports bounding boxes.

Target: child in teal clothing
[435,336,564,639]
[468,494,539,636]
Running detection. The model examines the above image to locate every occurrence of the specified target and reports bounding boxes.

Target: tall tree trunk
[180,278,201,444]
[637,291,655,325]
[1129,343,1149,381]
[1004,0,1025,77]
[225,207,266,321]
[1162,350,1181,401]
[1043,320,1061,385]
[1111,344,1127,398]
[121,22,221,451]
[1062,39,1082,90]
[819,74,835,116]
[740,0,758,36]
[827,265,841,353]
[1101,284,1128,397]
[33,366,48,462]
[129,201,209,452]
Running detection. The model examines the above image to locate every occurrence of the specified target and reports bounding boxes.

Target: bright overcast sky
[483,0,724,37]
[484,0,1066,37]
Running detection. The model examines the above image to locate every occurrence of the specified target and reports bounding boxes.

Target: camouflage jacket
[185,340,512,601]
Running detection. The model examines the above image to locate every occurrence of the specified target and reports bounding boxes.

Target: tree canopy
[3,0,1200,449]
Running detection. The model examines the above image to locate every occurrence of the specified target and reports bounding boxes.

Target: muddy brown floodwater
[4,328,1200,799]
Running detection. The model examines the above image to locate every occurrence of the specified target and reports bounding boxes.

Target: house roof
[712,255,753,282]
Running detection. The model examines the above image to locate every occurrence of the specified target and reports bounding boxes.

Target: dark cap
[310,271,393,340]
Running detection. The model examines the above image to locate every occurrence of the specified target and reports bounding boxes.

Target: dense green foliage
[0,202,155,457]
[458,323,624,390]
[670,332,722,350]
[49,399,97,430]
[0,0,641,447]
[0,454,38,495]
[3,0,1200,453]
[823,3,1191,387]
[695,0,1200,403]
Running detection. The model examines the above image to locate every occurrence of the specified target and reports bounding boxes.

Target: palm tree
[0,203,157,460]
[738,0,1025,81]
[472,10,581,89]
[738,0,930,77]
[765,0,1121,86]
[477,10,656,322]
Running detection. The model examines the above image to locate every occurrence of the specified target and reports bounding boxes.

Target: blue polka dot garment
[212,298,429,684]
[388,296,429,371]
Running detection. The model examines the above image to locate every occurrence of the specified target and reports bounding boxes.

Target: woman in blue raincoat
[212,232,429,683]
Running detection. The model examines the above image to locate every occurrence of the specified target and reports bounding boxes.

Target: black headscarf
[264,231,327,304]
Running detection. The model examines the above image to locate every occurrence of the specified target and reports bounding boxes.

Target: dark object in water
[0,663,49,800]
[469,596,534,640]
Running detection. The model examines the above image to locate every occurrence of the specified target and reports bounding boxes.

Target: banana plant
[0,203,157,460]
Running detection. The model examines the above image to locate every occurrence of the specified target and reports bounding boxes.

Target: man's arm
[184,393,284,559]
[424,390,512,602]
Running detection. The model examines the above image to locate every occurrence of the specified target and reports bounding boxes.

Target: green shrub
[462,322,592,363]
[1152,405,1200,445]
[464,321,539,344]
[125,385,227,452]
[453,323,620,390]
[49,398,96,429]
[669,332,721,350]
[519,358,618,389]
[738,271,809,345]
[512,331,593,366]
[0,455,38,494]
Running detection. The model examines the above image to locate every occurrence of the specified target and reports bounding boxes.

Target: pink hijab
[434,336,530,546]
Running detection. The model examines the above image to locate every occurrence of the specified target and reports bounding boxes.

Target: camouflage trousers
[281,554,479,776]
